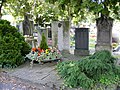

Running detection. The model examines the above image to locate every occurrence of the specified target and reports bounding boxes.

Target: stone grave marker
[51,21,70,52]
[95,18,113,52]
[74,28,89,56]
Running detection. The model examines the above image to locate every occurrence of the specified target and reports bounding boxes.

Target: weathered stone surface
[51,21,59,48]
[74,28,89,56]
[0,72,41,90]
[95,17,113,52]
[74,49,89,56]
[61,21,70,51]
[51,21,70,52]
[6,62,62,90]
[58,22,63,51]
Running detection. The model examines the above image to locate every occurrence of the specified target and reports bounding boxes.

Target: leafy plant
[40,33,48,50]
[0,20,31,68]
[57,50,120,89]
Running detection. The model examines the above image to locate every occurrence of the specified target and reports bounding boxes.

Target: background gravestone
[58,22,63,51]
[51,21,59,48]
[95,18,113,52]
[51,21,70,52]
[61,21,70,52]
[74,28,89,56]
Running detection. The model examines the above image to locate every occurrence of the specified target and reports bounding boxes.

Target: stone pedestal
[74,49,89,56]
[74,28,89,56]
[51,21,70,52]
[24,36,37,48]
[95,17,113,52]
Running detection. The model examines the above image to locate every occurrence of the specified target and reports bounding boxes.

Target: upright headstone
[74,28,89,56]
[58,22,63,51]
[52,21,59,48]
[51,21,70,52]
[61,21,70,52]
[95,17,113,52]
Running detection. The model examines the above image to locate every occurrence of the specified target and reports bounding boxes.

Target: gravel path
[0,71,41,90]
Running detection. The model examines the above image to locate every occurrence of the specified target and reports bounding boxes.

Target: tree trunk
[95,16,114,52]
[0,0,4,19]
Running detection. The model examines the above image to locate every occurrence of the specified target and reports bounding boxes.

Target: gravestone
[61,21,70,52]
[74,28,89,56]
[58,22,63,51]
[51,21,70,52]
[95,17,113,52]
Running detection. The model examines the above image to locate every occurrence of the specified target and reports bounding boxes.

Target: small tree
[40,33,48,50]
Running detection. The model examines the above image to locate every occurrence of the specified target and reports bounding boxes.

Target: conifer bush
[0,20,31,68]
[40,33,48,50]
[57,50,120,89]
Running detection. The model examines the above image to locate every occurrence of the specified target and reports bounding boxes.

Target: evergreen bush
[0,20,31,68]
[40,33,48,50]
[57,50,120,89]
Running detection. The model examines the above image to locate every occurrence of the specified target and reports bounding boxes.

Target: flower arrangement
[26,47,62,65]
[37,47,62,61]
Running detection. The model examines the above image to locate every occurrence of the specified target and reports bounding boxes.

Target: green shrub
[0,20,31,68]
[0,19,10,25]
[57,50,120,89]
[40,33,48,50]
[21,41,31,56]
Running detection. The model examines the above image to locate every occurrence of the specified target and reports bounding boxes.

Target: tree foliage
[0,0,6,18]
[46,0,120,20]
[4,0,35,22]
[4,0,61,25]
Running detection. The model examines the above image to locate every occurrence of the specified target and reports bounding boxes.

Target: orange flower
[37,48,41,52]
[32,48,37,52]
